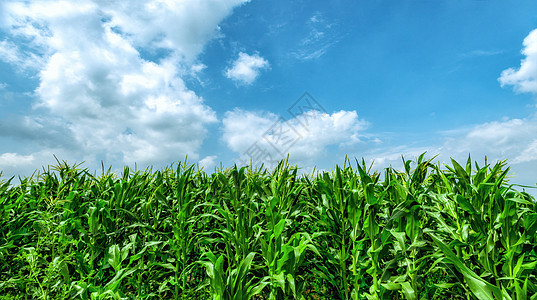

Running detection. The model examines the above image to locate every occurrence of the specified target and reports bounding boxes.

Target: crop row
[0,154,536,299]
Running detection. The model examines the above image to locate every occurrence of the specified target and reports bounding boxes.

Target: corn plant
[1,154,536,299]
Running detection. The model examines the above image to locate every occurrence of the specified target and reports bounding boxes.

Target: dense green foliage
[1,154,536,299]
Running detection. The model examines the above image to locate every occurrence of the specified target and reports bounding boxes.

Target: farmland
[1,154,536,299]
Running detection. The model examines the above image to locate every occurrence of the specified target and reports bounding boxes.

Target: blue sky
[0,0,536,192]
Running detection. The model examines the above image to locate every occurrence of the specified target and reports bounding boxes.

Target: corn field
[1,154,536,299]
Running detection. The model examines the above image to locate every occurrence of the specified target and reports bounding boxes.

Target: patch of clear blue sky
[196,0,537,155]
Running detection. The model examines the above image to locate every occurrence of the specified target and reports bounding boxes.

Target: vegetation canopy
[0,154,536,299]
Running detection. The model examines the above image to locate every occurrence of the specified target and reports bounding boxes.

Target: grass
[0,153,536,299]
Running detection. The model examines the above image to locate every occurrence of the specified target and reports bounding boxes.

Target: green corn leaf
[108,244,121,272]
[501,287,513,300]
[456,194,478,215]
[515,278,527,300]
[287,273,296,298]
[451,158,470,185]
[246,277,270,299]
[273,219,286,239]
[401,281,416,300]
[429,233,502,300]
[390,230,407,253]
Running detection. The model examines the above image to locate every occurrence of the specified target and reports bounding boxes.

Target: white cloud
[198,155,218,171]
[499,28,537,93]
[292,12,339,61]
[223,109,278,151]
[0,0,248,169]
[0,152,34,168]
[225,52,270,85]
[101,0,249,61]
[459,118,537,162]
[368,116,537,166]
[513,140,537,164]
[0,148,99,182]
[0,40,44,71]
[355,115,537,196]
[222,108,368,169]
[0,82,6,90]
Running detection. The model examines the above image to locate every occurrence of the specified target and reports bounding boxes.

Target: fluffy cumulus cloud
[445,117,537,166]
[494,27,537,190]
[499,28,537,93]
[225,52,270,85]
[359,115,537,192]
[198,155,218,171]
[222,108,368,169]
[0,150,57,178]
[0,153,35,168]
[0,0,248,171]
[451,118,537,163]
[514,140,537,164]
